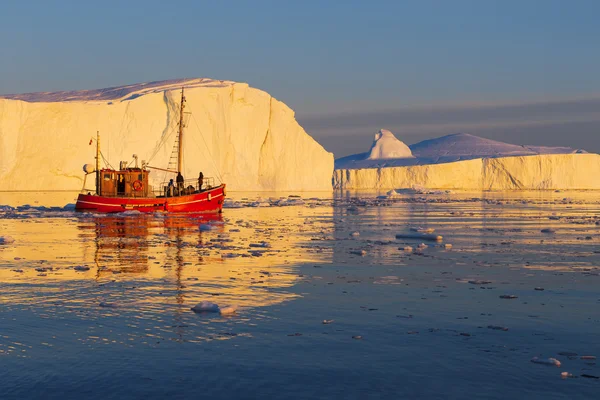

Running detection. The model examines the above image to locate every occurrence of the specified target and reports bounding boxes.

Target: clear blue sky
[1,0,599,156]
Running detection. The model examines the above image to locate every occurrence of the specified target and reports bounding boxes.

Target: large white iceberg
[0,78,334,191]
[334,131,600,190]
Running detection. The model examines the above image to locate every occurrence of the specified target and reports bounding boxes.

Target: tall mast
[96,131,100,195]
[177,88,185,174]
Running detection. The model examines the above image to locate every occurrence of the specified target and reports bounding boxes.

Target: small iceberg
[531,357,561,367]
[200,223,218,231]
[191,301,238,315]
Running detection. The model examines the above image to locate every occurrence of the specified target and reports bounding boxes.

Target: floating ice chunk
[222,199,243,208]
[249,198,271,207]
[350,231,360,237]
[0,236,15,245]
[417,243,428,249]
[561,372,573,378]
[191,301,220,313]
[191,301,237,314]
[531,357,561,367]
[469,280,492,285]
[444,243,453,249]
[200,224,217,231]
[275,198,305,207]
[403,246,413,252]
[249,242,271,248]
[322,319,334,324]
[121,210,142,216]
[396,233,443,241]
[219,305,238,315]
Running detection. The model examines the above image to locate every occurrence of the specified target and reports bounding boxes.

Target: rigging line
[187,108,224,182]
[148,116,178,162]
[99,151,115,170]
[147,124,177,164]
[189,116,223,183]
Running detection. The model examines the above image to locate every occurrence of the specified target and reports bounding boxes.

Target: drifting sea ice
[249,198,271,207]
[200,224,218,231]
[531,357,561,367]
[191,301,220,313]
[191,301,238,315]
[222,199,244,208]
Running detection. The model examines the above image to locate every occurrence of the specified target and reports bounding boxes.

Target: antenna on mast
[96,131,100,195]
[177,87,185,174]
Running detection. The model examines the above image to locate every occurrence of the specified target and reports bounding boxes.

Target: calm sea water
[1,191,599,399]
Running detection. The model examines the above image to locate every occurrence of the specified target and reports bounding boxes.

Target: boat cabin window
[98,169,151,197]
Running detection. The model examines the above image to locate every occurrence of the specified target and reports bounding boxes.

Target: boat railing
[155,177,217,198]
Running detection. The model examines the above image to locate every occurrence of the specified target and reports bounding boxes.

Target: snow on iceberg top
[335,132,587,170]
[367,129,414,160]
[0,78,236,103]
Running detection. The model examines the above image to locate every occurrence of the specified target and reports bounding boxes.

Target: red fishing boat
[75,88,226,213]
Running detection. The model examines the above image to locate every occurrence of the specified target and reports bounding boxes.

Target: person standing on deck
[176,172,184,195]
[198,171,204,191]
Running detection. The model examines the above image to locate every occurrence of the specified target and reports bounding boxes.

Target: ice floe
[531,357,561,367]
[191,301,237,315]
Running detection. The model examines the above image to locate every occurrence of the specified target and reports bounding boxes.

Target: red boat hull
[75,184,226,213]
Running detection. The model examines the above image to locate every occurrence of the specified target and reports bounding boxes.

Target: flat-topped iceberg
[334,130,600,190]
[0,78,334,192]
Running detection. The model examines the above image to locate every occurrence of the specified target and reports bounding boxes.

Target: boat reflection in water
[79,213,225,277]
[75,212,308,324]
